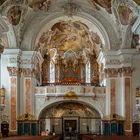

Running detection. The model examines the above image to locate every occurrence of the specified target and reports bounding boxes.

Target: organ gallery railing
[34,85,105,97]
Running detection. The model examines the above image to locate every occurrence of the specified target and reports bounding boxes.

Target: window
[50,62,55,83]
[86,62,91,83]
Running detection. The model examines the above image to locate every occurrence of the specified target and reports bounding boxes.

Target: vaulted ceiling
[0,0,140,55]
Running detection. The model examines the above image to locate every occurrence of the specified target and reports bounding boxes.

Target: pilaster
[20,51,43,116]
[101,49,135,134]
[4,49,22,132]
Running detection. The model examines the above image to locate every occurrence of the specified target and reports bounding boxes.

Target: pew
[1,135,60,140]
[82,135,140,140]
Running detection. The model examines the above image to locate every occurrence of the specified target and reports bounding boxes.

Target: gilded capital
[7,67,21,76]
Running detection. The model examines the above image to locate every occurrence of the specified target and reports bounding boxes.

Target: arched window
[50,62,55,83]
[86,61,91,83]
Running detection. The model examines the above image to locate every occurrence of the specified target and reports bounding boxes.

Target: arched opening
[39,101,102,139]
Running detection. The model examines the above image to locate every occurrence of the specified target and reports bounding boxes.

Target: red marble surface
[10,78,16,130]
[125,78,131,130]
[26,79,31,113]
[110,79,116,114]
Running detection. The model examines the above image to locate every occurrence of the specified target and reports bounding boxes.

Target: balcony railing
[35,85,106,97]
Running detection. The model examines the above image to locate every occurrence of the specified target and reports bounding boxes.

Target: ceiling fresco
[40,102,101,118]
[38,20,102,57]
[0,0,139,51]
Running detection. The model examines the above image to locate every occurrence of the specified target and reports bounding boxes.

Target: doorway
[63,117,79,140]
[64,120,77,132]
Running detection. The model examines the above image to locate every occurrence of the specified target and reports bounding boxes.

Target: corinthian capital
[121,67,133,76]
[7,67,21,76]
[104,67,134,78]
[104,68,120,78]
[22,68,36,77]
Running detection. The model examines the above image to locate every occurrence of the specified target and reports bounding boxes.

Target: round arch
[37,99,103,135]
[20,9,119,52]
[38,100,103,120]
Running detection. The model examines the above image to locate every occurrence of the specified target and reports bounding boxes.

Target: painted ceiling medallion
[28,0,51,11]
[7,6,22,25]
[118,5,133,25]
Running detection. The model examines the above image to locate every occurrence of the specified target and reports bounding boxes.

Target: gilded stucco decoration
[28,0,51,11]
[7,6,22,25]
[63,91,78,99]
[118,5,134,25]
[90,0,112,13]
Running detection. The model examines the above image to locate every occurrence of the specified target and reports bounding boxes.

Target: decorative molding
[121,67,133,76]
[8,57,19,64]
[20,59,32,65]
[104,68,120,77]
[7,67,36,77]
[104,67,133,77]
[106,59,121,65]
